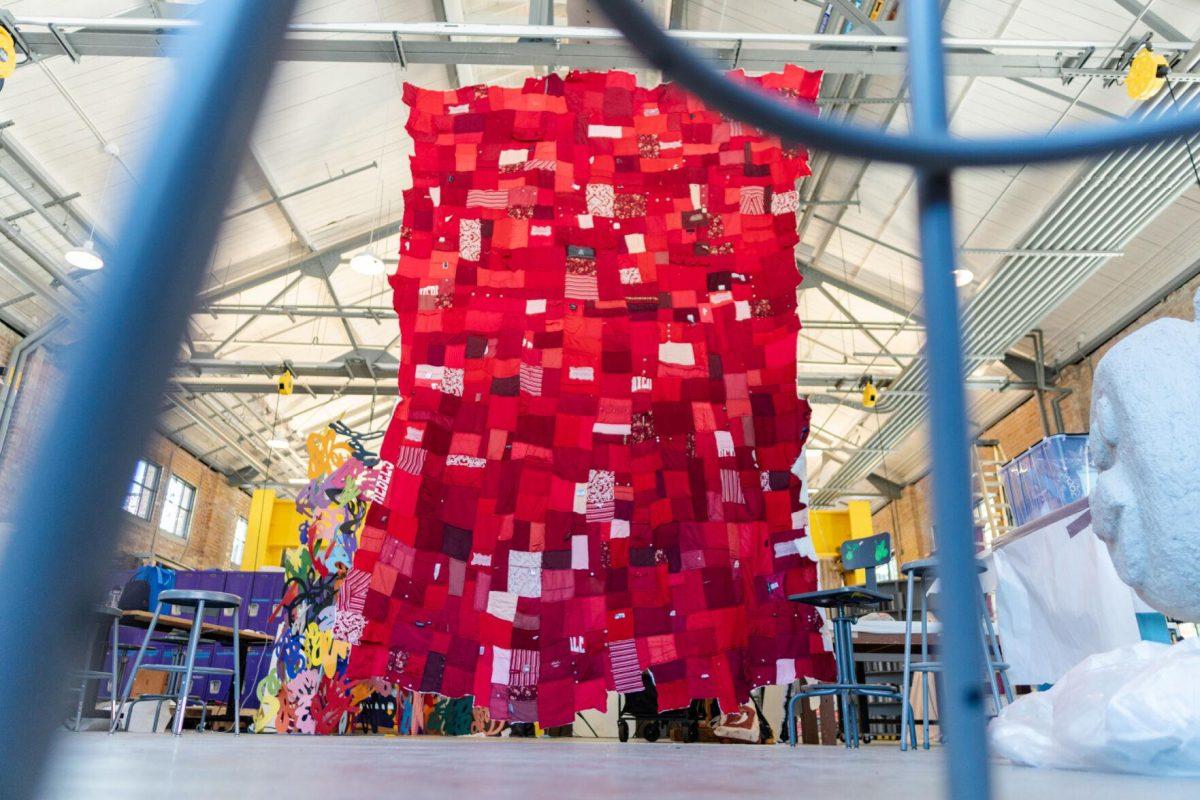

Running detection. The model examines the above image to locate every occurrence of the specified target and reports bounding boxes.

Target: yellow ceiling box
[276,370,294,396]
[1127,48,1168,101]
[0,28,16,81]
[861,378,879,409]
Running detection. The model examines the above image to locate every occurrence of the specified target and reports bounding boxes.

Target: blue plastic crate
[1000,433,1095,527]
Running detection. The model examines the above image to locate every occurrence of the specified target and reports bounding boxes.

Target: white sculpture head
[1089,287,1200,620]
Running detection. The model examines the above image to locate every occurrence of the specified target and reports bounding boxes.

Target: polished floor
[40,733,1199,800]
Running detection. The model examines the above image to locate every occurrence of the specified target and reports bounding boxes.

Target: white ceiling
[0,0,1198,500]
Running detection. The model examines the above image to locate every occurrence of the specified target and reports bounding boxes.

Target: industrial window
[159,475,197,539]
[122,459,161,520]
[230,516,248,567]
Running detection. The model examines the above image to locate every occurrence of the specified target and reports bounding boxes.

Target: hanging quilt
[347,68,833,726]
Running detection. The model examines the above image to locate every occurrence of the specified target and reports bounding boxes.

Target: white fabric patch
[415,364,445,383]
[610,519,630,539]
[571,535,589,570]
[714,430,735,458]
[734,300,751,321]
[593,422,632,436]
[573,483,588,515]
[530,225,552,237]
[792,507,810,531]
[446,454,486,468]
[491,647,512,683]
[498,148,529,167]
[631,376,653,392]
[577,214,594,229]
[690,183,703,209]
[447,103,470,115]
[625,233,646,254]
[459,218,481,260]
[619,267,642,285]
[470,552,492,567]
[526,298,547,314]
[568,366,595,381]
[405,426,423,443]
[487,591,518,622]
[776,658,798,685]
[441,367,464,397]
[429,186,441,206]
[659,342,696,366]
[709,291,733,305]
[508,551,542,598]
[588,124,624,138]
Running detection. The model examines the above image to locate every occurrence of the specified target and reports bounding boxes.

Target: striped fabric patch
[564,273,599,300]
[721,468,745,503]
[466,189,509,208]
[609,639,643,693]
[338,568,372,614]
[739,185,765,215]
[395,446,426,476]
[524,159,556,171]
[509,649,540,687]
[519,363,544,396]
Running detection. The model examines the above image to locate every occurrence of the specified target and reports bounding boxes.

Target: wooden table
[118,610,274,730]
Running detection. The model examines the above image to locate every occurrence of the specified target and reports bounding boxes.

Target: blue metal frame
[0,2,297,797]
[0,2,1196,798]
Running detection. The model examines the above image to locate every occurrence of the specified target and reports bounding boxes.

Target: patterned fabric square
[348,68,833,727]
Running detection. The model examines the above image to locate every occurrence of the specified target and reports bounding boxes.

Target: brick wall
[0,332,251,570]
[874,271,1200,561]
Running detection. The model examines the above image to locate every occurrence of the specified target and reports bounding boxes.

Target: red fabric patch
[348,69,833,726]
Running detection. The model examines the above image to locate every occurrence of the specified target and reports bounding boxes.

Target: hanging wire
[1166,78,1200,188]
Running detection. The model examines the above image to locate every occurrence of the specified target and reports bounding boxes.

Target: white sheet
[992,500,1145,684]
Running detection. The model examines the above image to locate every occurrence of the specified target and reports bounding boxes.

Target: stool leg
[900,573,916,752]
[109,616,120,732]
[980,608,1003,716]
[112,605,160,733]
[172,602,205,736]
[232,613,241,735]
[982,606,1014,704]
[920,581,930,749]
[833,617,853,748]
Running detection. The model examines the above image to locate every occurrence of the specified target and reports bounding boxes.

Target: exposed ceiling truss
[0,0,1197,504]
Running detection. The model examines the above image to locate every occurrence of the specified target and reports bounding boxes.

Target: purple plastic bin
[205,645,236,704]
[239,645,273,710]
[223,572,254,627]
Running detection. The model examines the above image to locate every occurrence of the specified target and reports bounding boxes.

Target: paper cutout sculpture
[252,423,392,734]
[348,69,833,725]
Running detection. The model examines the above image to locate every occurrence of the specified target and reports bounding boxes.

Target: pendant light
[64,239,104,270]
[953,268,974,287]
[350,251,385,275]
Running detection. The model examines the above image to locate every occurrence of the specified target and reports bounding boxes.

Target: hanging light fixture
[953,268,974,287]
[64,239,104,270]
[266,437,290,449]
[350,250,385,276]
[287,477,310,486]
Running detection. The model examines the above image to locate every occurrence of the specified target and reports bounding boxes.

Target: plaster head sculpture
[1089,287,1200,620]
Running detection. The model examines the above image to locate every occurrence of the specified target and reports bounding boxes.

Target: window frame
[122,458,162,521]
[230,515,248,567]
[158,474,197,539]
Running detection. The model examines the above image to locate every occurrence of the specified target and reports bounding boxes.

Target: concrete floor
[40,733,1199,800]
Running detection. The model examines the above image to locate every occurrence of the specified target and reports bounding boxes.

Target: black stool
[786,532,916,749]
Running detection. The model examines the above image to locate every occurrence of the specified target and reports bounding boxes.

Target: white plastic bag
[990,637,1200,776]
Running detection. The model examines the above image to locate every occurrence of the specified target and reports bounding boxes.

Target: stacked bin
[100,569,285,710]
[999,434,1094,527]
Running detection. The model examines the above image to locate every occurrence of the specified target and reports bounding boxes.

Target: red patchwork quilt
[347,68,833,726]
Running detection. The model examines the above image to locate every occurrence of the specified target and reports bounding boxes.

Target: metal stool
[111,590,242,736]
[66,605,121,731]
[786,532,917,750]
[118,631,214,733]
[899,557,1014,750]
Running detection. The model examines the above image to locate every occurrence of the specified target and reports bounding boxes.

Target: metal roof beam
[1110,0,1189,43]
[197,219,400,303]
[5,27,1164,79]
